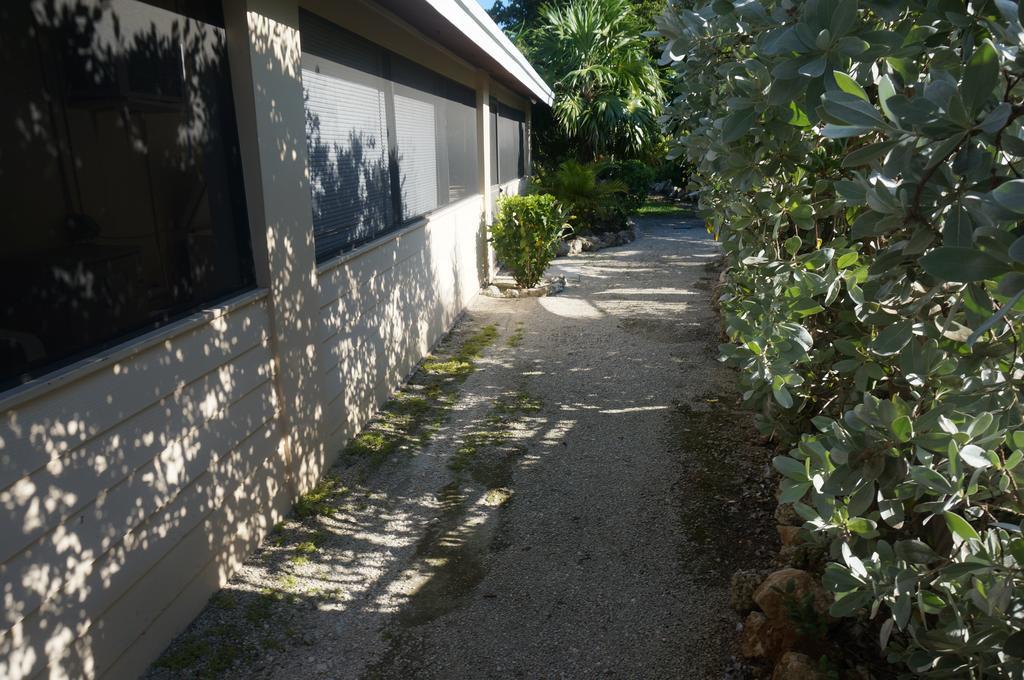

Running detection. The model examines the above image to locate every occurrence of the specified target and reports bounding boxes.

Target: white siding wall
[317,196,487,452]
[0,293,288,679]
[0,0,536,676]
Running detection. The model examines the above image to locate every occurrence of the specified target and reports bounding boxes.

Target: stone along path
[148,215,778,679]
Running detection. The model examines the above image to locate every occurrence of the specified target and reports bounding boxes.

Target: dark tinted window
[497,102,526,184]
[300,11,480,260]
[0,0,254,389]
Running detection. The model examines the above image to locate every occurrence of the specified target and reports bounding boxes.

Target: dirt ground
[147,214,778,679]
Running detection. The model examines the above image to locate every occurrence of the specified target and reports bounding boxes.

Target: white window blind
[299,10,482,260]
[394,92,438,220]
[300,12,393,260]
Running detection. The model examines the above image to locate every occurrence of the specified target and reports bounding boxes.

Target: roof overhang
[370,0,554,106]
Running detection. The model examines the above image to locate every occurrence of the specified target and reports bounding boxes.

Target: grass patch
[153,636,209,672]
[294,541,317,555]
[637,198,692,217]
[507,322,525,348]
[246,589,283,624]
[449,391,541,479]
[209,591,237,610]
[345,324,500,468]
[293,473,347,520]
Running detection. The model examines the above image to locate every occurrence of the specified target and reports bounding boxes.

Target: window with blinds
[494,101,526,185]
[300,11,480,261]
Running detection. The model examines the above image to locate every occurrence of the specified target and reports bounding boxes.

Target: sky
[477,0,497,9]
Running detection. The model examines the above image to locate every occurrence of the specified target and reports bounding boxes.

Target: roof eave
[370,0,554,106]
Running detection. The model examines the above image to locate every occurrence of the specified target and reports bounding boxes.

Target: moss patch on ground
[450,391,541,489]
[343,324,500,470]
[150,323,507,678]
[506,322,525,348]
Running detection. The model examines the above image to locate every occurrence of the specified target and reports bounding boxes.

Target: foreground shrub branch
[657,0,1024,675]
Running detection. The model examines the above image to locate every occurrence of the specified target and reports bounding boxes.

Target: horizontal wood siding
[318,197,485,452]
[0,296,286,680]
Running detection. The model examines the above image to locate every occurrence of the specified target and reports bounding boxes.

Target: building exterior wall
[0,0,536,678]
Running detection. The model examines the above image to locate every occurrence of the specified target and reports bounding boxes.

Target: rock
[740,611,794,660]
[771,652,821,680]
[581,236,599,252]
[556,240,569,257]
[568,238,584,255]
[731,569,765,613]
[503,288,520,298]
[774,503,801,527]
[778,541,827,572]
[617,230,633,244]
[777,525,801,547]
[484,285,501,298]
[753,569,831,622]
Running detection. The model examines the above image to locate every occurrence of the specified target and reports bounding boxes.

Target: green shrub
[535,160,628,233]
[600,159,656,212]
[492,194,571,289]
[659,0,1024,675]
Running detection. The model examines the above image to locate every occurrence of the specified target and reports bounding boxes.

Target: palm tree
[531,0,664,161]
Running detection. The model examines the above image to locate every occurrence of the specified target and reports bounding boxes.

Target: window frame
[0,0,257,391]
[299,10,481,262]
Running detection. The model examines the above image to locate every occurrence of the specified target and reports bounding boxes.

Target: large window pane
[300,11,393,259]
[392,58,440,221]
[300,12,482,258]
[444,82,478,202]
[496,102,525,184]
[0,0,254,389]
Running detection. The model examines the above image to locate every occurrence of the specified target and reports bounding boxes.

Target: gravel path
[148,214,777,680]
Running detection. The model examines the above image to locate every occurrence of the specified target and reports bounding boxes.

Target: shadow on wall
[2,1,491,678]
[0,2,300,679]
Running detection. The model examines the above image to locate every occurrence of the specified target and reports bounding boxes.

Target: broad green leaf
[877,74,897,122]
[959,444,993,469]
[833,71,869,102]
[992,180,1024,215]
[1005,631,1024,658]
[944,511,981,542]
[773,384,794,408]
[773,455,807,480]
[836,252,859,268]
[871,321,913,356]
[843,140,898,167]
[962,40,999,115]
[891,415,914,442]
[895,539,939,564]
[910,466,953,494]
[785,235,802,255]
[800,55,828,78]
[919,247,1011,282]
[966,289,1024,346]
[787,101,811,127]
[722,108,756,143]
[822,124,872,138]
[943,205,973,248]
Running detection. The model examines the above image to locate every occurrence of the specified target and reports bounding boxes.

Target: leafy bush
[535,160,629,233]
[491,194,571,289]
[600,159,656,212]
[659,0,1024,675]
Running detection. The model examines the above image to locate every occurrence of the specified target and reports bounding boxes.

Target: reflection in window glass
[0,0,254,388]
[300,11,480,260]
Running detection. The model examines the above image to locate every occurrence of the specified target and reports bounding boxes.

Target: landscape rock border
[483,275,566,299]
[556,223,638,257]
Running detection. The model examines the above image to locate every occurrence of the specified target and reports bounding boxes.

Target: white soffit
[413,0,554,105]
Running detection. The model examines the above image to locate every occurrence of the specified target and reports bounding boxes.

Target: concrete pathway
[148,215,778,679]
